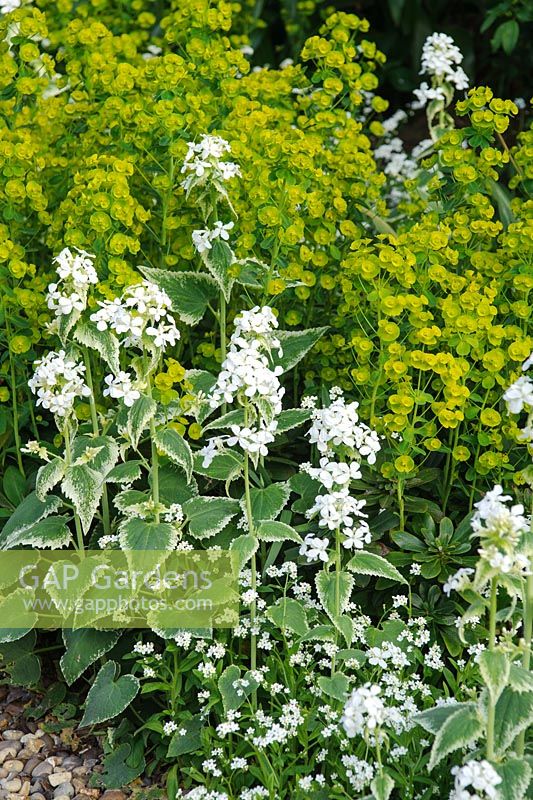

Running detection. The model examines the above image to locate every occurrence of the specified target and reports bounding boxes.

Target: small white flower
[103,371,140,407]
[299,533,329,563]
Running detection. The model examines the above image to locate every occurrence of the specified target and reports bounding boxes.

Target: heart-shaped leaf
[80,660,139,727]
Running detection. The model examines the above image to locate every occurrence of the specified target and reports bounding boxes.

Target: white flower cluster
[103,371,140,407]
[192,221,234,254]
[181,135,241,193]
[341,683,388,738]
[449,759,501,800]
[201,307,284,465]
[472,485,530,575]
[301,388,377,557]
[46,247,98,317]
[308,389,380,462]
[443,567,474,596]
[420,32,469,90]
[306,490,371,551]
[28,350,91,417]
[504,352,533,443]
[91,280,179,351]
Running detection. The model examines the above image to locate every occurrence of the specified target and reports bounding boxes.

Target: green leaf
[199,238,235,302]
[390,530,426,552]
[257,520,302,544]
[230,533,259,572]
[36,458,65,501]
[479,649,510,704]
[155,428,193,481]
[73,322,120,375]
[490,178,515,229]
[203,409,245,431]
[495,757,532,800]
[274,327,328,373]
[72,435,119,476]
[428,704,483,770]
[0,491,61,550]
[318,672,348,701]
[167,716,203,757]
[139,267,218,325]
[80,661,139,728]
[9,651,41,687]
[193,451,243,482]
[61,464,103,534]
[100,742,145,789]
[498,19,519,53]
[494,688,533,756]
[105,461,143,485]
[218,665,259,713]
[184,369,217,423]
[347,551,407,585]
[183,496,240,539]
[275,408,312,434]
[246,482,290,522]
[315,570,354,619]
[415,702,477,734]
[158,464,198,506]
[119,518,177,550]
[125,395,157,450]
[3,465,26,506]
[508,664,533,693]
[6,516,72,549]
[387,0,405,25]
[371,773,394,800]
[61,629,121,685]
[266,598,308,636]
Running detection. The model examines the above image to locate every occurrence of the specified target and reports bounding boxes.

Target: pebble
[101,792,127,800]
[31,762,53,778]
[3,759,23,773]
[49,771,72,787]
[54,783,75,798]
[1,779,21,793]
[21,757,42,775]
[29,794,45,800]
[54,795,72,800]
[2,732,22,742]
[0,746,19,765]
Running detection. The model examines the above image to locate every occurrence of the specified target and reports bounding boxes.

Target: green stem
[243,447,257,704]
[144,360,159,521]
[332,526,341,675]
[397,479,405,530]
[3,299,25,476]
[517,503,533,756]
[64,423,85,556]
[486,577,498,761]
[83,350,111,537]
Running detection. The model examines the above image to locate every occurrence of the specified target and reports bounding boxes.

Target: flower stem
[144,363,160,522]
[517,504,533,756]
[243,449,257,705]
[397,479,405,530]
[83,350,111,537]
[3,298,25,476]
[64,423,85,557]
[486,577,498,761]
[332,526,342,675]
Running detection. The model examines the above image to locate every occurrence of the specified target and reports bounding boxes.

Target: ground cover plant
[0,1,531,799]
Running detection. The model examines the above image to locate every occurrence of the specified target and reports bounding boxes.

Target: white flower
[308,391,381,462]
[28,350,91,417]
[299,534,329,563]
[181,134,241,192]
[341,522,372,549]
[341,684,388,737]
[163,503,184,524]
[90,280,179,352]
[503,375,533,414]
[443,567,474,596]
[46,247,98,317]
[162,720,178,736]
[307,488,367,531]
[522,350,533,371]
[227,421,277,458]
[412,81,446,109]
[449,759,501,800]
[420,32,469,90]
[103,371,140,407]
[303,457,362,489]
[192,221,234,254]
